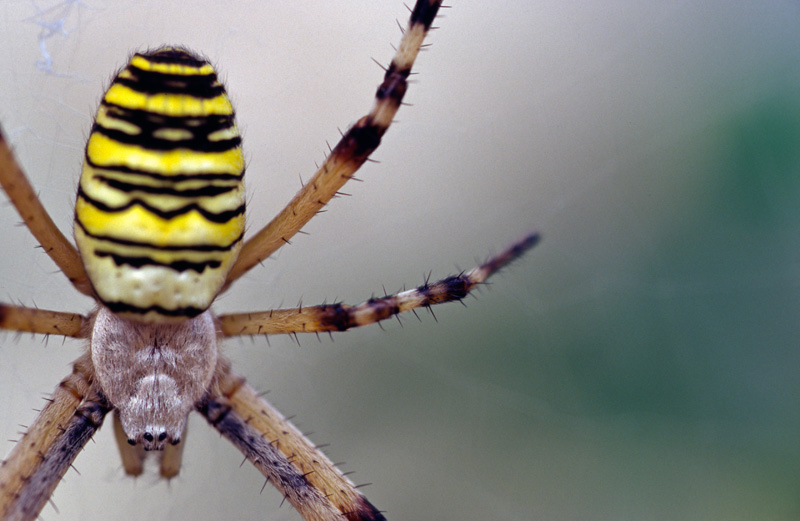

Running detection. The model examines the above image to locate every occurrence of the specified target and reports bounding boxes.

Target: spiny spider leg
[0,354,110,521]
[223,0,444,288]
[0,304,87,337]
[0,129,92,296]
[219,232,540,337]
[0,1,536,520]
[199,359,384,521]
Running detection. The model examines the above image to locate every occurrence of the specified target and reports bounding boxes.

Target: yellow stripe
[80,240,232,266]
[104,82,233,116]
[86,132,244,175]
[76,197,244,248]
[130,53,215,76]
[80,168,245,213]
[95,104,141,135]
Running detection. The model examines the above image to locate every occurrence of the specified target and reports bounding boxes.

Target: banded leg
[0,304,87,337]
[0,354,110,521]
[198,359,384,521]
[0,128,92,296]
[224,0,444,288]
[219,232,539,337]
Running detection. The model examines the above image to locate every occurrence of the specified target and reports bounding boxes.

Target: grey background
[1,1,799,520]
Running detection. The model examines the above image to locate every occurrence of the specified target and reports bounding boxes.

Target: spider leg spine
[201,360,387,521]
[0,304,87,338]
[0,354,109,521]
[0,129,92,297]
[224,0,445,288]
[198,390,345,521]
[218,231,539,337]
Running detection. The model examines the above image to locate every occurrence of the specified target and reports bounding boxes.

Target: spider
[0,1,538,520]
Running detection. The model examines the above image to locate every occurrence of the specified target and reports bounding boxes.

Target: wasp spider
[0,1,538,520]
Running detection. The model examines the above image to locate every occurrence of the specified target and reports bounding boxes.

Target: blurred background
[1,1,799,520]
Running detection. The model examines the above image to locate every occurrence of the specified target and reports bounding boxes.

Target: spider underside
[0,1,538,520]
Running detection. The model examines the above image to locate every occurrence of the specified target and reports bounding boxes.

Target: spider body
[75,47,246,321]
[91,307,217,450]
[78,48,244,451]
[0,1,539,520]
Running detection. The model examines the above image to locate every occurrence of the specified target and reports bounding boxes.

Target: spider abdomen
[74,47,245,322]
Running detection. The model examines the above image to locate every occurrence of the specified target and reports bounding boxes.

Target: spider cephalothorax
[0,2,538,520]
[91,307,218,450]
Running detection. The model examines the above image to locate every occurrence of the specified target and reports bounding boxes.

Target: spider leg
[223,0,444,289]
[218,232,539,337]
[0,127,92,296]
[198,358,385,521]
[158,426,188,479]
[0,354,110,521]
[112,412,146,476]
[0,304,87,337]
[111,411,188,479]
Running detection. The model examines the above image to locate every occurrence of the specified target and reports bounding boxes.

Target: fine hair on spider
[0,1,538,520]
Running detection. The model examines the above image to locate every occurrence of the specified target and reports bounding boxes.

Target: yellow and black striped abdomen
[75,47,245,321]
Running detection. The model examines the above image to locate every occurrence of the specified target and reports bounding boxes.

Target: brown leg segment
[0,127,92,296]
[112,412,145,476]
[158,425,187,479]
[112,411,187,479]
[0,354,109,521]
[224,0,444,289]
[0,304,87,338]
[198,360,385,521]
[219,232,539,337]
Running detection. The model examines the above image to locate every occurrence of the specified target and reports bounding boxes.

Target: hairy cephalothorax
[91,308,218,450]
[0,2,539,520]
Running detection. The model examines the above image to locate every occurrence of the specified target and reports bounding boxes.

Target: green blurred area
[1,2,799,521]
[312,71,800,520]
